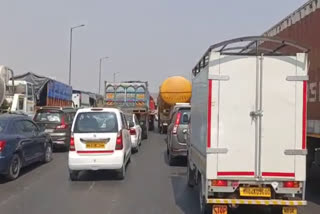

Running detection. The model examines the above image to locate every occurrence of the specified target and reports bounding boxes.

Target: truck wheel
[187,159,196,187]
[199,176,211,214]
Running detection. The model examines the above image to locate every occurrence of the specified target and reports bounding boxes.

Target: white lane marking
[88,182,95,192]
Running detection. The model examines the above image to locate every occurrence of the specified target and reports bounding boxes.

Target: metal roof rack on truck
[192,36,309,77]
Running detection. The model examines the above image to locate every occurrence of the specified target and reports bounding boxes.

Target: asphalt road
[1,131,320,214]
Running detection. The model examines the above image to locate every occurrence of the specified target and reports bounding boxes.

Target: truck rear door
[260,55,306,179]
[211,54,306,180]
[212,55,257,179]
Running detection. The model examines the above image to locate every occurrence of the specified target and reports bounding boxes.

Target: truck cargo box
[188,37,308,213]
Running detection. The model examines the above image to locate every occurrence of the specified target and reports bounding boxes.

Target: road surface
[0,131,320,214]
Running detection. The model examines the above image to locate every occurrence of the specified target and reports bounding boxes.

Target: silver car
[166,105,190,165]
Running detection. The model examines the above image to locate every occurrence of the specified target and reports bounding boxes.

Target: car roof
[0,113,29,120]
[37,106,76,112]
[76,107,121,114]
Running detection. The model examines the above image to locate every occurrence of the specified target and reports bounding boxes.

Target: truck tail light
[69,136,75,151]
[172,112,181,134]
[0,140,6,152]
[56,116,68,129]
[130,128,136,136]
[283,181,299,188]
[116,130,123,150]
[211,180,228,187]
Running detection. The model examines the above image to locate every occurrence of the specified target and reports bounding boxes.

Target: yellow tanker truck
[157,76,191,134]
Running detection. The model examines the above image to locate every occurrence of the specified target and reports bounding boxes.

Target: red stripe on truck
[262,172,295,177]
[302,81,307,149]
[217,171,255,176]
[207,80,212,148]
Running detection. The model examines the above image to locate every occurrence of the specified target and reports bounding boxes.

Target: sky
[0,0,308,93]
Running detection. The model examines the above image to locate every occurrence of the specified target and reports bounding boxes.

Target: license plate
[239,187,271,197]
[86,142,105,149]
[45,129,54,133]
[213,205,227,214]
[283,207,297,214]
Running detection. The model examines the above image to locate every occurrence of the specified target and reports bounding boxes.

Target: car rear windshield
[73,112,118,133]
[179,110,190,124]
[0,119,8,133]
[34,110,63,123]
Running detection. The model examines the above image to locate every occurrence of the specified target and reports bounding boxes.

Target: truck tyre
[187,159,196,187]
[6,154,21,181]
[199,176,211,214]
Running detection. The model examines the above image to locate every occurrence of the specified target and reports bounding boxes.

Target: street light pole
[68,24,85,86]
[99,56,109,94]
[113,72,120,83]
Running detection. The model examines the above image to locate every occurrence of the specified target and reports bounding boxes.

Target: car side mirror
[129,121,134,128]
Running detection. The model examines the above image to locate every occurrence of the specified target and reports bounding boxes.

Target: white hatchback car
[68,108,132,180]
[125,113,142,152]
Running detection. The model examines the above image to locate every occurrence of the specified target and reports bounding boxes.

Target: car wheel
[43,144,53,163]
[117,163,126,180]
[168,150,174,166]
[6,154,21,181]
[134,145,139,153]
[69,170,79,181]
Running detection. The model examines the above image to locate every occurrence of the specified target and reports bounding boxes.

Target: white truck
[0,66,35,117]
[187,37,308,214]
[72,92,90,108]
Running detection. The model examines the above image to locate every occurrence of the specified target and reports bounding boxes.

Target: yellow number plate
[86,142,105,149]
[239,187,271,197]
[213,205,227,214]
[283,207,297,214]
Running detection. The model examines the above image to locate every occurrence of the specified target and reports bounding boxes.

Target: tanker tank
[157,76,191,134]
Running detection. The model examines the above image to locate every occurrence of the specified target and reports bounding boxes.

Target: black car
[33,107,76,150]
[0,114,53,180]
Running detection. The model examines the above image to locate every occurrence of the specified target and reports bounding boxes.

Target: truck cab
[3,80,35,117]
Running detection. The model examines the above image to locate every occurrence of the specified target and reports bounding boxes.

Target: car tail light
[116,130,123,150]
[69,136,75,151]
[130,128,136,136]
[283,181,299,188]
[56,116,68,129]
[0,140,6,152]
[211,180,228,187]
[172,112,181,134]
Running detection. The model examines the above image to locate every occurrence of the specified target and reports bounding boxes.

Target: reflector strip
[207,199,306,206]
[262,172,295,177]
[302,81,307,149]
[217,171,255,176]
[77,150,114,154]
[207,80,212,148]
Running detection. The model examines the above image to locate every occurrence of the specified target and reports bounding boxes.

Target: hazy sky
[0,0,307,93]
